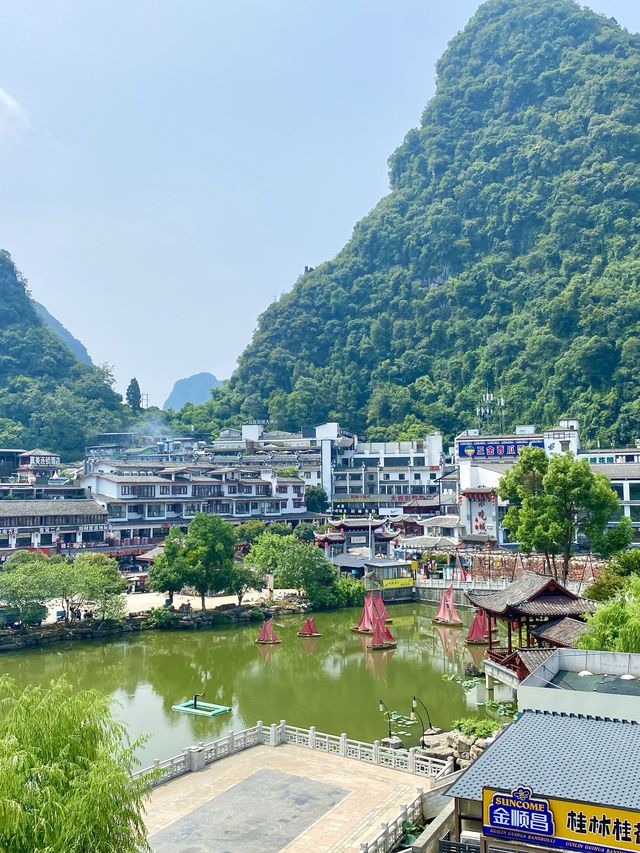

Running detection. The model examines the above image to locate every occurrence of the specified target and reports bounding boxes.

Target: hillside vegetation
[174,0,640,445]
[0,251,126,458]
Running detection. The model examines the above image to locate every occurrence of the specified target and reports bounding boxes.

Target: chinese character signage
[382,577,413,589]
[483,786,640,853]
[458,440,544,459]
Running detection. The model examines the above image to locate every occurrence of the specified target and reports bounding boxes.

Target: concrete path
[146,744,420,852]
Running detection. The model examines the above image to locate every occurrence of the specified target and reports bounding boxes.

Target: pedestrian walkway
[146,743,421,852]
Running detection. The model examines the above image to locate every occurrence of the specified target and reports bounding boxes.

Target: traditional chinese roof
[516,648,556,673]
[466,572,594,617]
[0,500,107,518]
[531,616,589,647]
[328,517,387,530]
[446,710,640,810]
[314,531,346,543]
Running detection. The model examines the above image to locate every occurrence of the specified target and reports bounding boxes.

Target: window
[413,457,424,466]
[304,472,311,479]
[611,483,624,500]
[277,486,288,494]
[235,502,250,514]
[184,504,197,516]
[172,485,188,495]
[630,483,640,501]
[630,506,640,522]
[160,486,170,495]
[108,505,125,519]
[414,473,420,481]
[383,474,390,481]
[121,485,155,498]
[398,474,405,481]
[280,501,287,509]
[146,504,165,518]
[192,485,219,497]
[227,486,237,494]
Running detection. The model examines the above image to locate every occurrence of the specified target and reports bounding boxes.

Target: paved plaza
[146,744,420,852]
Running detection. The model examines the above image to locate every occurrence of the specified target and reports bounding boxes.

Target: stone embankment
[0,595,310,652]
[419,728,501,771]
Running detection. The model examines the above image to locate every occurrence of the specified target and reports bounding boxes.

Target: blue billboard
[458,439,544,460]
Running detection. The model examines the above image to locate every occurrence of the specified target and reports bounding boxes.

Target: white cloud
[0,87,30,143]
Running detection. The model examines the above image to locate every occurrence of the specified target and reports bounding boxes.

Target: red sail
[369,615,386,646]
[435,588,450,621]
[373,592,390,622]
[384,624,396,643]
[355,592,375,631]
[447,594,463,625]
[466,610,488,643]
[257,617,279,643]
[299,617,320,636]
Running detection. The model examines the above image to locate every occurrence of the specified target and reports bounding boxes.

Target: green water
[0,603,492,767]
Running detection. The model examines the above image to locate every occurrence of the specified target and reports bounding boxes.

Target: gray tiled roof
[590,463,640,480]
[446,710,640,809]
[0,499,107,516]
[467,572,594,617]
[517,648,556,672]
[531,617,589,646]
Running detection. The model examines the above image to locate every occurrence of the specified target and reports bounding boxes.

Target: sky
[1,0,640,407]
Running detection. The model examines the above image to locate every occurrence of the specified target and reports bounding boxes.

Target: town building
[0,499,108,551]
[80,465,308,545]
[444,648,640,853]
[330,434,443,516]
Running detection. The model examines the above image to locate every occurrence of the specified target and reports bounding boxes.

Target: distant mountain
[0,250,126,458]
[164,372,222,410]
[180,0,640,446]
[32,301,92,365]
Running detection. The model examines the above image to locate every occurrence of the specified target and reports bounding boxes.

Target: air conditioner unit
[460,830,482,846]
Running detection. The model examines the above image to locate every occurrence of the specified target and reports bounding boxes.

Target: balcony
[439,841,480,853]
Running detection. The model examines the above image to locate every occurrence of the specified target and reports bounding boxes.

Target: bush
[209,611,231,626]
[337,576,365,607]
[452,717,501,739]
[248,607,264,622]
[147,607,180,628]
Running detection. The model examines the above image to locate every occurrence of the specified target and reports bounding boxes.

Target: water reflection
[1,604,494,765]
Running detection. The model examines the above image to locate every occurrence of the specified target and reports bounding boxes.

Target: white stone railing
[360,789,424,853]
[134,720,454,788]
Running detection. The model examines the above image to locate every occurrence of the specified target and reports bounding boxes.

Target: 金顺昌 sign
[483,786,640,853]
[458,440,544,459]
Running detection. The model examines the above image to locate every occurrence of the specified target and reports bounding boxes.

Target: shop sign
[350,535,368,544]
[483,786,640,853]
[459,440,544,459]
[382,577,413,589]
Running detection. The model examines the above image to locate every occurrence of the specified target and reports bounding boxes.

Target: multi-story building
[454,418,581,464]
[0,499,108,551]
[330,435,444,516]
[80,464,307,544]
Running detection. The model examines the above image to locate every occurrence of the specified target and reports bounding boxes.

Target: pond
[0,603,498,767]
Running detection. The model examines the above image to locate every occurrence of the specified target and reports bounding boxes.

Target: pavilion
[314,517,398,556]
[466,572,595,682]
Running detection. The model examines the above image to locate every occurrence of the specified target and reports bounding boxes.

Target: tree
[49,554,125,621]
[305,486,329,513]
[157,514,235,610]
[234,520,267,546]
[229,563,264,605]
[0,552,59,624]
[267,521,293,536]
[577,576,640,652]
[585,567,626,602]
[126,378,142,412]
[499,449,620,583]
[149,528,188,603]
[293,522,316,542]
[0,676,150,852]
[246,532,340,607]
[590,516,634,559]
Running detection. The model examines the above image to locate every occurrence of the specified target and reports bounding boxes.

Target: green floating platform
[171,700,231,718]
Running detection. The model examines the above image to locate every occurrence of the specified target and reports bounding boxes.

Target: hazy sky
[1,0,639,406]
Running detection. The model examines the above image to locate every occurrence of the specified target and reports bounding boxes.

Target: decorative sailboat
[466,609,489,644]
[432,585,463,627]
[373,591,392,624]
[367,615,397,651]
[256,617,281,645]
[298,616,322,637]
[351,591,376,633]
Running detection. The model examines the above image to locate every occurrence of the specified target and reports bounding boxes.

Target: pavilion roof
[328,517,387,530]
[516,648,556,673]
[531,616,589,646]
[466,572,594,617]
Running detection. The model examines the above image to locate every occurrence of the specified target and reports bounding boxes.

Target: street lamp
[411,706,426,749]
[412,695,436,733]
[378,698,392,739]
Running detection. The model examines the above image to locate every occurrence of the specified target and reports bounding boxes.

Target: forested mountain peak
[0,251,126,457]
[170,0,640,445]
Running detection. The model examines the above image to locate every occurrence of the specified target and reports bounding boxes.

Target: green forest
[0,250,127,458]
[172,0,640,445]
